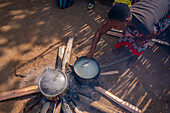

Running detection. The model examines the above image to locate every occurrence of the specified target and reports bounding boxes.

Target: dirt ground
[0,0,169,113]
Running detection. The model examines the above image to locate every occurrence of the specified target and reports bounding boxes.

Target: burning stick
[62,97,72,113]
[69,99,83,113]
[94,86,142,113]
[41,102,50,113]
[53,101,58,113]
[24,94,43,112]
[53,101,62,113]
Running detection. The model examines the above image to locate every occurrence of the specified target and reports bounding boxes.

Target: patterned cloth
[115,18,170,56]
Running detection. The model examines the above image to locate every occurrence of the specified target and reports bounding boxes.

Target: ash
[67,73,81,94]
[22,68,97,113]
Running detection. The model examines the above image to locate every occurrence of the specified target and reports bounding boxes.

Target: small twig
[14,41,61,77]
[101,54,134,69]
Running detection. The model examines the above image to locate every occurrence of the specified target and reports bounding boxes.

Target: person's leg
[88,0,95,10]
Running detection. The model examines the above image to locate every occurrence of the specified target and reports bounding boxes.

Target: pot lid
[74,57,99,79]
[38,69,67,97]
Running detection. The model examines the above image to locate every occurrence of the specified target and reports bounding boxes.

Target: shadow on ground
[0,0,169,113]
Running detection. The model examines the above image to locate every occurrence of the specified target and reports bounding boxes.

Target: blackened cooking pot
[73,56,100,85]
[38,69,68,100]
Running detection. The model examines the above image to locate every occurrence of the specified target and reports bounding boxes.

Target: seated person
[86,0,170,68]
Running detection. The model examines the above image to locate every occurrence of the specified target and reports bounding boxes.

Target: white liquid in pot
[74,59,99,79]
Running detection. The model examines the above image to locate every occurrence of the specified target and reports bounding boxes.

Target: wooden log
[0,85,38,96]
[24,94,43,112]
[151,39,170,46]
[53,101,62,113]
[62,34,75,72]
[62,97,72,113]
[100,70,119,76]
[69,99,83,113]
[110,28,123,33]
[94,86,142,113]
[53,101,58,113]
[148,41,155,46]
[56,46,66,69]
[106,31,122,38]
[77,93,117,113]
[0,85,39,101]
[41,102,50,113]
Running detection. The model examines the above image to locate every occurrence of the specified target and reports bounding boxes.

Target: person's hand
[135,38,145,47]
[86,51,94,59]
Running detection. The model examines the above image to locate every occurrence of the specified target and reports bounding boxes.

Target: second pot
[73,56,100,85]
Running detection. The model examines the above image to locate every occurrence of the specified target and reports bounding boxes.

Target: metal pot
[73,56,100,85]
[38,69,68,100]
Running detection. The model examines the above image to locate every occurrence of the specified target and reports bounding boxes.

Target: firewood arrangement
[0,34,142,113]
